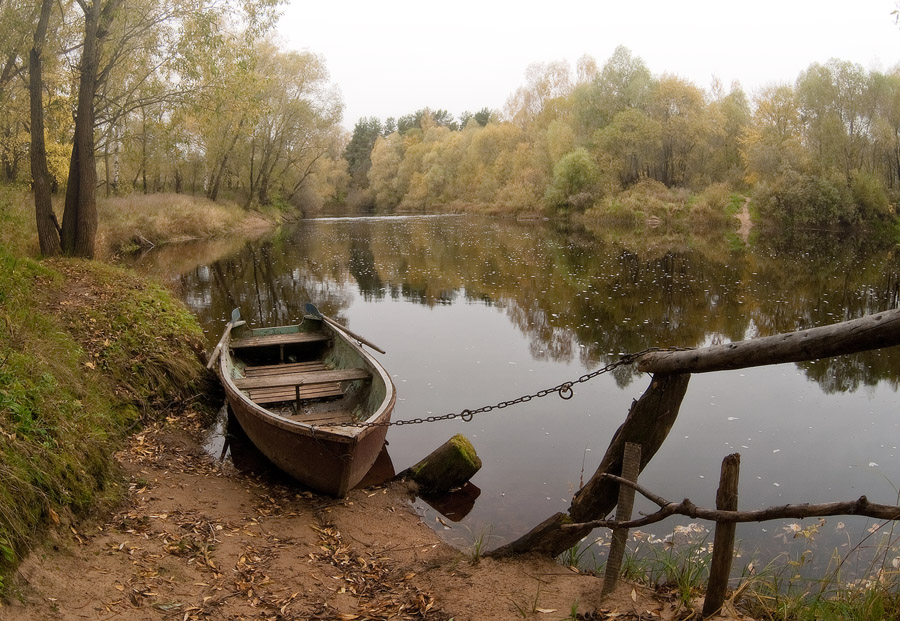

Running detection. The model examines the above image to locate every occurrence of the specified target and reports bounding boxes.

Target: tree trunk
[140,107,148,193]
[29,0,61,256]
[102,132,110,197]
[207,116,244,202]
[61,0,102,259]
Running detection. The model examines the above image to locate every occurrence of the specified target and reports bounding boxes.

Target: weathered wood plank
[702,453,740,618]
[230,332,330,349]
[637,309,900,375]
[233,368,370,390]
[248,384,343,404]
[244,361,327,376]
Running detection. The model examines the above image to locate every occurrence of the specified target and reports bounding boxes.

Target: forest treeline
[2,0,900,255]
[347,48,900,231]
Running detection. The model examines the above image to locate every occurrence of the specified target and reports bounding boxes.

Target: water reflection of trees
[167,216,900,393]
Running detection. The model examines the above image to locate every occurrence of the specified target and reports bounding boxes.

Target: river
[131,214,900,576]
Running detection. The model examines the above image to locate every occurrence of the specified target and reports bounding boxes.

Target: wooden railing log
[563,474,900,530]
[637,309,900,375]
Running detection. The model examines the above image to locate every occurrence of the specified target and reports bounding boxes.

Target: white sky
[277,0,900,131]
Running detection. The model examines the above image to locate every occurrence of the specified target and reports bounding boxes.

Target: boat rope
[313,348,662,429]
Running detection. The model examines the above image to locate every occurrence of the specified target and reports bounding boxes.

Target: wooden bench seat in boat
[230,332,330,350]
[233,364,370,405]
[233,368,369,390]
[283,409,356,426]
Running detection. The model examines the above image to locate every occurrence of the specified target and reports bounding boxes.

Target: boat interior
[228,329,373,427]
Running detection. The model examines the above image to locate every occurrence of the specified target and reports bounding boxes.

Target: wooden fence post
[702,453,740,618]
[601,442,641,598]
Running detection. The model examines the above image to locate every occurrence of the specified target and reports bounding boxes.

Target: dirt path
[735,200,752,243]
[3,420,748,620]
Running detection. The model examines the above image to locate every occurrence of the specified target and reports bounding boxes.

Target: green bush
[545,148,601,212]
[850,171,890,220]
[755,171,856,227]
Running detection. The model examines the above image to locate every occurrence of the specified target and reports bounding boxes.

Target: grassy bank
[0,186,215,591]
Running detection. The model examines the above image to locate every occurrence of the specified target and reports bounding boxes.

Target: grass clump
[736,519,900,620]
[41,258,212,411]
[583,179,688,228]
[0,185,39,257]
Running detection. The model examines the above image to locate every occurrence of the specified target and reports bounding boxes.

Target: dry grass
[0,186,40,257]
[96,193,270,259]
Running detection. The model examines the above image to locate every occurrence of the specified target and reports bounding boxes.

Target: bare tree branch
[563,473,900,530]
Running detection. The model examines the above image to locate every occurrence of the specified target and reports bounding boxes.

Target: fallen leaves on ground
[308,520,449,620]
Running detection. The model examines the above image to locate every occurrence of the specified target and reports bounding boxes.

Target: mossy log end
[402,434,482,493]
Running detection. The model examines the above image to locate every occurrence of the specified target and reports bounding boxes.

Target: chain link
[312,348,660,429]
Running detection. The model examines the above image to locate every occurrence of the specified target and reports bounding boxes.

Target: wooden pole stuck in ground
[702,453,740,618]
[601,442,641,598]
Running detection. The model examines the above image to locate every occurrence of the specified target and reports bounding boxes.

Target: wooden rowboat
[212,310,395,497]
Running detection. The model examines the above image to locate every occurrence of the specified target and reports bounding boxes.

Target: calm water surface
[133,215,900,572]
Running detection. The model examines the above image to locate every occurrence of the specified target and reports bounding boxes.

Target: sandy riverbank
[3,416,748,620]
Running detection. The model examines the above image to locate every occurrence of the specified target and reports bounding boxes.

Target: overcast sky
[277,1,900,131]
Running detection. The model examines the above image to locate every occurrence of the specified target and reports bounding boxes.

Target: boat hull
[217,318,394,497]
[223,383,390,496]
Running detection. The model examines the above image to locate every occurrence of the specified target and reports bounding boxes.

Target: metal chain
[313,348,661,429]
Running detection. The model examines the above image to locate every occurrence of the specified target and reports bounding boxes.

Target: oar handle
[320,315,386,354]
[207,320,246,369]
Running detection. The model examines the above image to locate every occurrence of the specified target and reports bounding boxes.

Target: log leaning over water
[490,373,690,558]
[637,308,900,375]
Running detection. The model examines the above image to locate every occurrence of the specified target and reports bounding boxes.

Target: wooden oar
[304,303,386,354]
[207,308,246,369]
